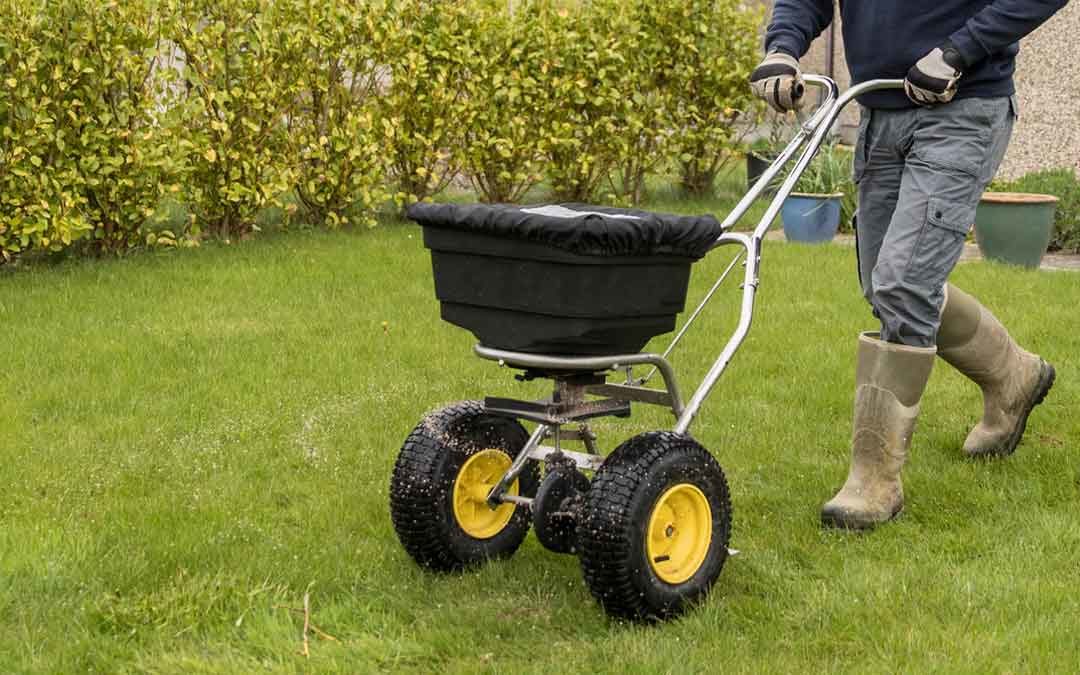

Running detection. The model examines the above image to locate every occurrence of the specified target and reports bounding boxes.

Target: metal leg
[487,423,549,508]
[579,423,599,455]
[674,234,760,434]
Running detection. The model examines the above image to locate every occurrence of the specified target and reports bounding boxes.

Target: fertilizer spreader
[390,77,904,621]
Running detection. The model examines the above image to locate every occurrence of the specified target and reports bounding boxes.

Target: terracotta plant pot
[780,192,844,243]
[974,192,1058,268]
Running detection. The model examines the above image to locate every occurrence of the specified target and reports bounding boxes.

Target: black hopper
[408,202,726,356]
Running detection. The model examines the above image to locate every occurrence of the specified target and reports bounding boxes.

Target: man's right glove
[750,51,805,113]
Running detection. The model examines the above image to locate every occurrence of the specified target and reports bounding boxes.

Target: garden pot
[746,151,780,195]
[974,192,1058,268]
[780,192,843,243]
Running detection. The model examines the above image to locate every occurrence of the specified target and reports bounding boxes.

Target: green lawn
[2,214,1078,672]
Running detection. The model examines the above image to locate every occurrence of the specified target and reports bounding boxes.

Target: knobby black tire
[578,431,732,622]
[389,401,539,572]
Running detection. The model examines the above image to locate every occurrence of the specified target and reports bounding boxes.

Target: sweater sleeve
[949,0,1070,68]
[765,0,835,59]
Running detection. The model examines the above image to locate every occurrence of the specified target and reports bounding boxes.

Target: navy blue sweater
[766,0,1069,108]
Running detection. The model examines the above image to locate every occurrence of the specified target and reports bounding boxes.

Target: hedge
[0,0,183,259]
[458,2,548,204]
[0,0,764,263]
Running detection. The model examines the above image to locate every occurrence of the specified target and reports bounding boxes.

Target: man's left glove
[750,51,805,113]
[905,42,965,105]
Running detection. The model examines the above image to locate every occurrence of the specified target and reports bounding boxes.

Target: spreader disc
[532,465,591,554]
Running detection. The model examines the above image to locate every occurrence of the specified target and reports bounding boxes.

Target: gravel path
[765,231,1080,272]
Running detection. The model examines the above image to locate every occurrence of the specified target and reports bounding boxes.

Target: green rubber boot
[937,285,1056,458]
[821,333,936,531]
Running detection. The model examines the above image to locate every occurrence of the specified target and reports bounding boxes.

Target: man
[750,0,1067,530]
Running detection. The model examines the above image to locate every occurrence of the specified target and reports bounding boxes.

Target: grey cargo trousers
[854,96,1016,347]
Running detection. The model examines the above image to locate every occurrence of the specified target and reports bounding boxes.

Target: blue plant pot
[781,193,842,243]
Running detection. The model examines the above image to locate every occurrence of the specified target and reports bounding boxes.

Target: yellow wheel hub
[452,449,519,539]
[646,483,712,584]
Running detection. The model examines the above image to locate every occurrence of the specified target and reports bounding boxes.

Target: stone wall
[1003,1,1080,179]
[755,0,1080,178]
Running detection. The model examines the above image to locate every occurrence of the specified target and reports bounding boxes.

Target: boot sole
[968,360,1056,458]
[820,501,904,531]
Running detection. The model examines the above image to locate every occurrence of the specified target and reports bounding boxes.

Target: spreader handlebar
[674,76,905,433]
[751,77,904,241]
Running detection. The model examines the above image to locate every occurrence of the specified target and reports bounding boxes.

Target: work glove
[750,51,805,113]
[905,42,965,105]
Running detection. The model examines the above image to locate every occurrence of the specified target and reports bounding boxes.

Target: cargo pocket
[905,197,973,290]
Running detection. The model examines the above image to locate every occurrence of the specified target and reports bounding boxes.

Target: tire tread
[578,431,731,621]
[390,401,537,572]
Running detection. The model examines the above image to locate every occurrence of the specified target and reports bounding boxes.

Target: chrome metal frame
[475,77,905,502]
